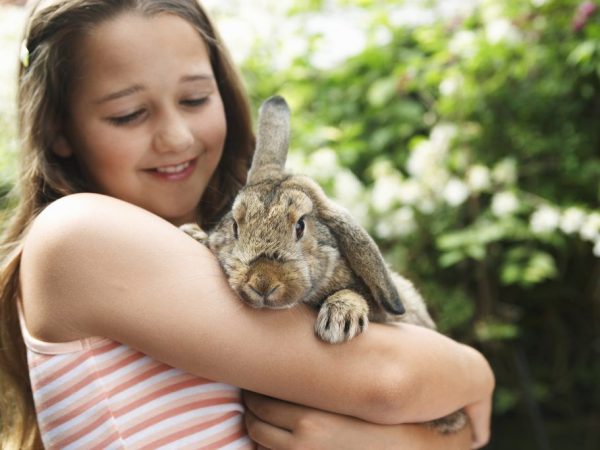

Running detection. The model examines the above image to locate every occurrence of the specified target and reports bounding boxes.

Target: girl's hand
[243,391,474,450]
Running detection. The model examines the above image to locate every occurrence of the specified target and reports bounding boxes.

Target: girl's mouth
[147,158,197,181]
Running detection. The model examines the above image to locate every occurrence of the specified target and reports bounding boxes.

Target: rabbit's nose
[249,282,280,299]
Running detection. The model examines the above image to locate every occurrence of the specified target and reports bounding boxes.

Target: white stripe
[34,356,94,398]
[126,403,245,447]
[36,347,144,416]
[219,435,255,449]
[155,414,246,450]
[44,399,109,442]
[62,412,119,450]
[37,376,100,421]
[107,365,181,404]
[116,384,242,425]
[30,343,129,382]
[28,352,73,379]
[90,353,155,388]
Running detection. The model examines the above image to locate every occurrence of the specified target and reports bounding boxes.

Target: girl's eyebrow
[181,74,215,83]
[95,75,215,104]
[95,85,144,104]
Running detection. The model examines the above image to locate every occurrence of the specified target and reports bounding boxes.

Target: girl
[0,0,494,448]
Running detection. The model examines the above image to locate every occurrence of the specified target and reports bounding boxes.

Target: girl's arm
[243,391,475,450]
[20,193,493,440]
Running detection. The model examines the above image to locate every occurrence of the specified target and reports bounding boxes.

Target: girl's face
[57,12,227,225]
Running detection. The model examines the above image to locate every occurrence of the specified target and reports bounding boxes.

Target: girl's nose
[153,113,194,154]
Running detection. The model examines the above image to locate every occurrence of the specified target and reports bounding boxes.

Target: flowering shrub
[242,0,600,439]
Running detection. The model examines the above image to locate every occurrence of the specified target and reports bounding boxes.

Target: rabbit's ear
[300,177,406,315]
[247,96,291,184]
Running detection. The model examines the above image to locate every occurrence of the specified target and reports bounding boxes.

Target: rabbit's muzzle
[236,257,309,309]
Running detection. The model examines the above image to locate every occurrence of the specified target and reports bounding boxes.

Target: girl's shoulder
[20,193,204,343]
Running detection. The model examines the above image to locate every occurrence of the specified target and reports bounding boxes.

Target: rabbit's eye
[295,218,305,240]
[233,220,239,239]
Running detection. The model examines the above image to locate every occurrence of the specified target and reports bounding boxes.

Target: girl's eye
[295,217,305,240]
[181,97,209,107]
[107,110,144,126]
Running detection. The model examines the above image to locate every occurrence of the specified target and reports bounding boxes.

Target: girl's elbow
[361,365,416,425]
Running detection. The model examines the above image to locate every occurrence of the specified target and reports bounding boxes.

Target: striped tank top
[18,308,254,449]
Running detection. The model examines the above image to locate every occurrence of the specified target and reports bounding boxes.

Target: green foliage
[239,0,600,431]
[1,0,598,441]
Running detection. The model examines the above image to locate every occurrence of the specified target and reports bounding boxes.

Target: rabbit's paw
[180,223,209,245]
[428,410,468,434]
[315,289,369,344]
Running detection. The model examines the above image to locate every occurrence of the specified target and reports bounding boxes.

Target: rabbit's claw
[179,223,209,245]
[315,289,369,344]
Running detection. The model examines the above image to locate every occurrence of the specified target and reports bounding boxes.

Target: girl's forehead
[71,13,212,100]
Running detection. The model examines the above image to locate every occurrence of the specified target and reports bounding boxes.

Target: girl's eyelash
[108,110,144,125]
[182,97,208,107]
[107,97,208,125]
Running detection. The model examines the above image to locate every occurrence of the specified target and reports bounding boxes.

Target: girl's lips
[146,158,197,181]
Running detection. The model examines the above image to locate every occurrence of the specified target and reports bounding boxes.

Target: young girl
[0,0,494,448]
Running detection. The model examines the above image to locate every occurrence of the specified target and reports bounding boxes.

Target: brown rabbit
[181,96,466,433]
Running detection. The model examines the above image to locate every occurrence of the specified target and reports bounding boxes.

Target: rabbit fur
[181,96,466,433]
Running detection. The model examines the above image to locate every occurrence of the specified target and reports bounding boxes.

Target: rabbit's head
[209,97,405,315]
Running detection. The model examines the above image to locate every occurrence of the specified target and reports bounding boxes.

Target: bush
[240,0,600,444]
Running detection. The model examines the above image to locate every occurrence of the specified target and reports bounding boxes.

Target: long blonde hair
[0,1,254,447]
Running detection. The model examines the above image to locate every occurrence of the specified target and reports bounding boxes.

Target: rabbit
[181,96,467,433]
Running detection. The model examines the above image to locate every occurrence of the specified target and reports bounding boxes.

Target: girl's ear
[52,134,74,158]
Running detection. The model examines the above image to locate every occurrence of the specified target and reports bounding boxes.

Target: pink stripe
[53,409,114,448]
[137,410,240,450]
[81,430,121,450]
[113,378,212,417]
[203,428,250,450]
[28,353,54,369]
[122,397,240,439]
[39,348,145,411]
[33,341,120,389]
[45,392,105,430]
[106,363,174,399]
[109,369,201,411]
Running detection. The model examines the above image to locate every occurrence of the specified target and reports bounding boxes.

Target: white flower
[492,158,518,185]
[407,140,437,177]
[375,207,416,239]
[417,197,437,214]
[375,221,394,239]
[449,30,478,59]
[407,124,456,178]
[530,206,561,234]
[307,148,339,179]
[397,179,423,205]
[443,178,470,206]
[391,207,417,237]
[580,212,600,241]
[467,165,491,192]
[430,123,458,152]
[481,0,504,23]
[594,239,600,258]
[531,0,548,7]
[333,170,364,204]
[491,191,519,217]
[371,174,404,213]
[486,19,521,45]
[439,75,462,97]
[307,14,368,70]
[560,207,586,235]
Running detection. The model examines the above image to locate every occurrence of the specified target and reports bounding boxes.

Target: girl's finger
[245,409,293,449]
[243,391,318,430]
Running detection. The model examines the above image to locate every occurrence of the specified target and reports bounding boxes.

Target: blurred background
[1,0,599,448]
